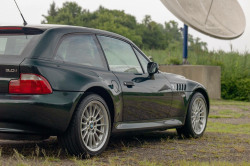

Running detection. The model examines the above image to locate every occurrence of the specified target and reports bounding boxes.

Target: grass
[239,107,250,111]
[1,132,250,166]
[0,99,250,165]
[219,110,235,115]
[209,100,250,119]
[206,122,250,134]
[209,115,232,118]
[173,161,250,166]
[211,100,250,106]
[218,110,245,118]
[142,49,250,77]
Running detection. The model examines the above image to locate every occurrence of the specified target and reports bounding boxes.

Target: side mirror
[147,62,159,75]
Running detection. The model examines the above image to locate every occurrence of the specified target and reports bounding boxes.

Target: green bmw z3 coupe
[0,25,209,156]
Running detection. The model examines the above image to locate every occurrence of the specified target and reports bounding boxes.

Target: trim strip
[115,118,183,130]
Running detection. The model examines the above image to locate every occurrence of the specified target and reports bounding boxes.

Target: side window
[134,48,149,73]
[55,35,105,69]
[97,36,143,73]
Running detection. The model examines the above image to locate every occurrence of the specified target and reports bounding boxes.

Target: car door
[52,34,123,123]
[97,35,173,122]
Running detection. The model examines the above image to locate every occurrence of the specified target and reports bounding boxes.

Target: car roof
[0,24,132,43]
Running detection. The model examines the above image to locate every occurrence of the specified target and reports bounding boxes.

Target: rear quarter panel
[20,59,123,129]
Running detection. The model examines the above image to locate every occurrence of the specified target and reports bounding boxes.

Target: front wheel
[58,93,111,156]
[177,92,208,138]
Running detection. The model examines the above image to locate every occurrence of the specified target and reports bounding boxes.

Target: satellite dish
[160,0,246,40]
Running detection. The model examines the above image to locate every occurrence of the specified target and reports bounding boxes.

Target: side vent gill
[171,84,186,91]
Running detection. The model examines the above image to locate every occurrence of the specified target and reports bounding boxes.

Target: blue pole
[183,24,188,64]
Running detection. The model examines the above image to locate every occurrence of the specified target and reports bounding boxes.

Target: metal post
[183,24,188,64]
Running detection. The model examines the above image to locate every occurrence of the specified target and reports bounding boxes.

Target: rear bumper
[0,91,83,136]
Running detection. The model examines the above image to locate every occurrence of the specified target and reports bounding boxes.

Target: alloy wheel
[191,97,207,135]
[80,101,109,152]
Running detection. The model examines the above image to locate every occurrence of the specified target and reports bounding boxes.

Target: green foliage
[42,2,207,50]
[143,49,250,101]
[222,78,250,101]
[42,3,142,46]
[164,57,182,65]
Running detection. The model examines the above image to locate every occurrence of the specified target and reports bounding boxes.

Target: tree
[41,1,58,24]
[188,35,208,51]
[41,2,207,50]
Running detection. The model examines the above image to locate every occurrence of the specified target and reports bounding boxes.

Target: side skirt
[112,117,184,134]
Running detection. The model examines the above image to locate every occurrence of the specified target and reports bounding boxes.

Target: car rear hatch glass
[0,27,44,94]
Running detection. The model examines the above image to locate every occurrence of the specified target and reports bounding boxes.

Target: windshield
[0,35,35,56]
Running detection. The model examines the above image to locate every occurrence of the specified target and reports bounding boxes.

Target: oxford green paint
[0,25,209,139]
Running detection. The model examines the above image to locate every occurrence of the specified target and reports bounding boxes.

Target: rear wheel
[58,93,111,156]
[177,92,208,138]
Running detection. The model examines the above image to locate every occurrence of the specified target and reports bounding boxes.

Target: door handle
[124,81,134,86]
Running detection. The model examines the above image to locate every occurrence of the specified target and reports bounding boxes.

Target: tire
[177,92,208,138]
[58,93,111,156]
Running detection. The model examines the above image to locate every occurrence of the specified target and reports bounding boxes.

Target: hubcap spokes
[191,98,207,135]
[81,101,108,151]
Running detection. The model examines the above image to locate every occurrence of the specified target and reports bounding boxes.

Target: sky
[0,0,249,53]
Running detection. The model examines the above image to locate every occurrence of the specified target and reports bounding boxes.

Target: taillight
[9,74,52,94]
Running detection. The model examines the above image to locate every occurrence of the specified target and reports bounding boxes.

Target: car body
[0,25,209,155]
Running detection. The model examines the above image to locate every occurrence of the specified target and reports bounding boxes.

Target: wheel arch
[83,86,115,128]
[193,88,210,113]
